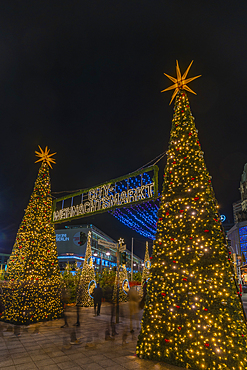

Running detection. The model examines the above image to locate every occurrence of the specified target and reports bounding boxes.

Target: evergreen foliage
[136,91,247,369]
[1,161,63,325]
[76,231,96,307]
[61,262,80,304]
[97,268,115,299]
[133,272,142,283]
[113,264,129,302]
[141,241,150,285]
[0,266,5,281]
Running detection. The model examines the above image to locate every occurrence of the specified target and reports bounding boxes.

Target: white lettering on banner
[127,189,135,203]
[84,201,91,213]
[56,234,69,242]
[53,182,155,222]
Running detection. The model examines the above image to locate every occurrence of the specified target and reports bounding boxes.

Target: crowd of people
[60,280,147,345]
[0,279,147,347]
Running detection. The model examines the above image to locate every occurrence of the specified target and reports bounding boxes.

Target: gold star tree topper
[35,146,56,168]
[161,60,201,104]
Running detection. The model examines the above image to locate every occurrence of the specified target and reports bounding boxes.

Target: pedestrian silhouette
[93,282,103,316]
[60,283,70,328]
[128,286,141,335]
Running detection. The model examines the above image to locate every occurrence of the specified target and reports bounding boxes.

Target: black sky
[0,1,247,257]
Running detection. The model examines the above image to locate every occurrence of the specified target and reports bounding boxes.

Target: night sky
[0,1,247,258]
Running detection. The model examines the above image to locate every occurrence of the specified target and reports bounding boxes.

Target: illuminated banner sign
[52,165,158,223]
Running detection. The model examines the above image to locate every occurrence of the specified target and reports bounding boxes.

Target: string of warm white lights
[1,148,63,325]
[142,241,151,285]
[136,79,247,369]
[76,231,96,307]
[113,264,129,302]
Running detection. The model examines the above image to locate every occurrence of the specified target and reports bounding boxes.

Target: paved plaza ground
[0,303,184,370]
[1,295,247,370]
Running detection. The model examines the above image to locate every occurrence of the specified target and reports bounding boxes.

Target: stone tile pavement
[0,304,184,370]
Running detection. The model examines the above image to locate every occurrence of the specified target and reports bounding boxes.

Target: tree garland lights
[113,264,129,303]
[142,241,151,285]
[76,231,96,307]
[136,86,247,369]
[1,148,63,325]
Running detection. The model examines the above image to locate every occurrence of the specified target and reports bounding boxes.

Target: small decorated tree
[0,265,4,281]
[76,231,96,307]
[1,147,63,325]
[136,61,247,369]
[141,241,151,285]
[61,262,80,303]
[113,264,129,303]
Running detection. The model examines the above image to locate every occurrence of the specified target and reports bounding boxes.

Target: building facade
[228,163,247,259]
[55,224,143,273]
[0,253,10,270]
[233,200,242,224]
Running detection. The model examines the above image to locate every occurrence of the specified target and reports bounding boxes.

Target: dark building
[228,163,247,259]
[0,253,10,270]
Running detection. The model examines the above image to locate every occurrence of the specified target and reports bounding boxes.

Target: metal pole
[100,251,102,273]
[116,237,124,324]
[116,243,120,324]
[131,237,133,281]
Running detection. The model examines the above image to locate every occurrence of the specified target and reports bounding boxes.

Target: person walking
[73,283,82,327]
[93,282,103,316]
[128,286,140,335]
[139,279,147,310]
[104,285,118,339]
[60,283,70,328]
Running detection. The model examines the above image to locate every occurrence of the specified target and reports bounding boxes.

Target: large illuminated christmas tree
[141,241,150,285]
[1,147,63,325]
[136,62,247,369]
[76,231,96,307]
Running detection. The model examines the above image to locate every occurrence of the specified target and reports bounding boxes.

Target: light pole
[131,237,134,281]
[116,238,124,324]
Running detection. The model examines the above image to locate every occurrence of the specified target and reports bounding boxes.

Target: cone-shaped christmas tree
[141,241,151,285]
[136,62,247,369]
[113,264,129,302]
[1,146,63,325]
[76,231,96,307]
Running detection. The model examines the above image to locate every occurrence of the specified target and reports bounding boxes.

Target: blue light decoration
[239,227,247,260]
[92,256,117,268]
[58,255,84,261]
[88,279,96,298]
[122,279,130,295]
[220,214,226,223]
[110,199,159,240]
[145,261,151,269]
[109,169,160,239]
